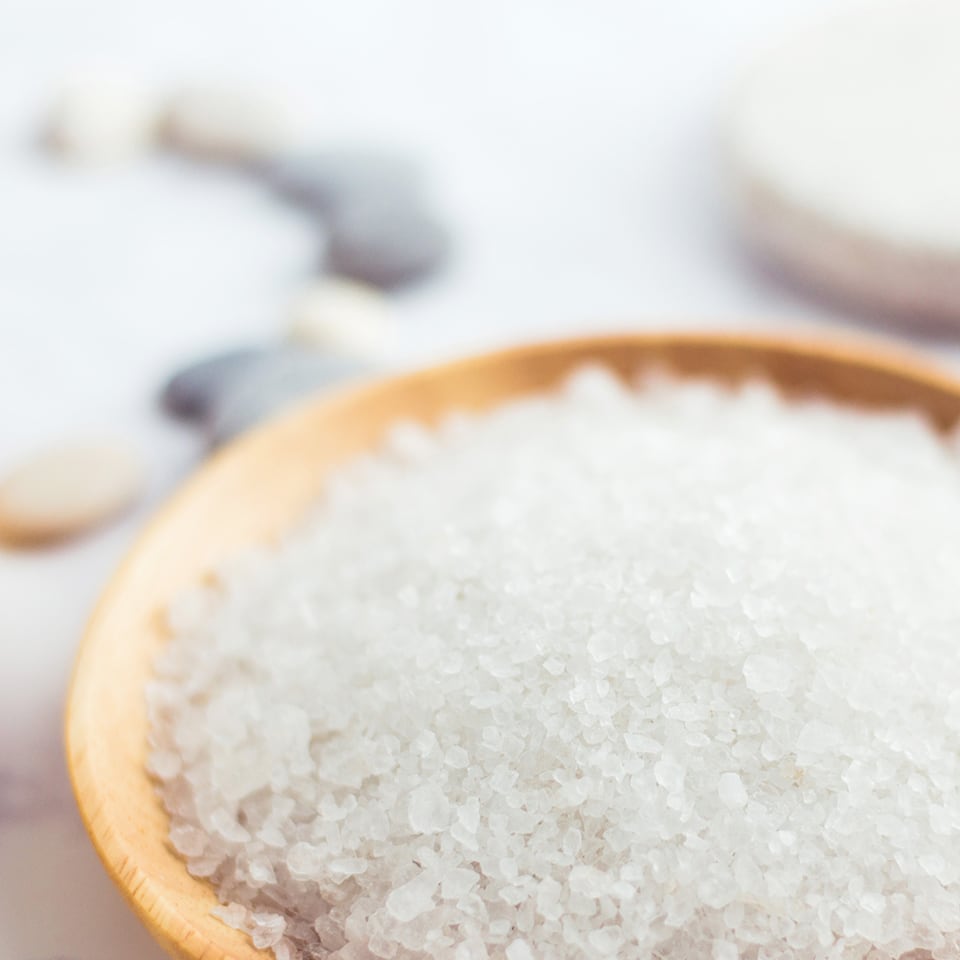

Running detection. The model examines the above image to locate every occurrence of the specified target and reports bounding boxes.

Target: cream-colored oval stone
[0,442,143,543]
[163,85,299,162]
[45,73,160,164]
[285,277,393,359]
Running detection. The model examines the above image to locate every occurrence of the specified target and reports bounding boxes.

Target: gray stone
[207,350,370,447]
[161,348,262,422]
[326,198,451,289]
[264,150,422,215]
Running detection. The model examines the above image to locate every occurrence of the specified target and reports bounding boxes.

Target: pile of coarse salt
[148,368,960,960]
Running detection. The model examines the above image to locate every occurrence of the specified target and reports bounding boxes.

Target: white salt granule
[717,772,748,809]
[149,369,960,959]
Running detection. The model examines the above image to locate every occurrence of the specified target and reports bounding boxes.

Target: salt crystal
[209,808,251,843]
[457,797,480,833]
[569,865,611,899]
[287,841,323,879]
[505,939,534,960]
[624,733,661,755]
[796,720,842,754]
[455,939,490,960]
[148,750,181,778]
[609,880,635,901]
[441,867,480,900]
[587,631,618,662]
[588,925,624,954]
[544,656,565,676]
[212,902,247,928]
[654,759,685,792]
[250,912,286,949]
[398,584,419,608]
[407,783,450,833]
[445,746,470,769]
[713,941,739,960]
[170,823,207,856]
[385,874,438,922]
[742,653,795,693]
[718,772,748,808]
[561,827,582,857]
[860,891,885,915]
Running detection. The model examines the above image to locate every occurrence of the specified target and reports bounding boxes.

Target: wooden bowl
[66,332,960,960]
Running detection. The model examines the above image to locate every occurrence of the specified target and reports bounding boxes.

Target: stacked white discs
[727,0,960,323]
[149,369,960,960]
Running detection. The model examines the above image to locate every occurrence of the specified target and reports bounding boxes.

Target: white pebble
[0,441,142,543]
[163,85,299,162]
[45,72,159,164]
[285,278,393,360]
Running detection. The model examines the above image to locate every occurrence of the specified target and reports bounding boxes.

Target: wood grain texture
[65,332,960,960]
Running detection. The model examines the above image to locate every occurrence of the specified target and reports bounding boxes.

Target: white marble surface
[2,1,958,957]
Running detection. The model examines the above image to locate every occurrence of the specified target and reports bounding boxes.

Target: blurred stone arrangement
[0,78,454,546]
[8,0,960,547]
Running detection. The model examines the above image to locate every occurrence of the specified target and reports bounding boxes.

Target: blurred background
[1,0,955,956]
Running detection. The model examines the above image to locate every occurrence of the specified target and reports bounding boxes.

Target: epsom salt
[148,369,960,959]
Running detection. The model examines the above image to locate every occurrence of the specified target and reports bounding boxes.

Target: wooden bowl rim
[65,330,960,960]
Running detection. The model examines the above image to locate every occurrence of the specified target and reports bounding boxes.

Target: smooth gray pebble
[207,350,370,447]
[264,149,422,215]
[161,348,263,422]
[326,199,451,289]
